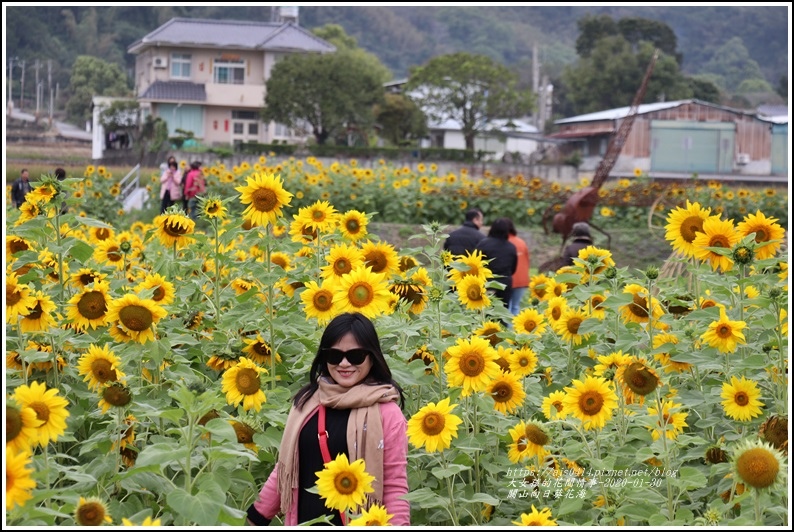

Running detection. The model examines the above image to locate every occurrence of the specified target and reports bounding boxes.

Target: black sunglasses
[322,348,371,366]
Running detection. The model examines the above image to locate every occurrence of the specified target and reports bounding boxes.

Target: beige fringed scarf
[277,378,400,515]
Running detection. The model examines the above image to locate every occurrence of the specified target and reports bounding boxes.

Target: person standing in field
[506,218,530,315]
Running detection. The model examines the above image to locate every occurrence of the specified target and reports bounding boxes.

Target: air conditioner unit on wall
[736,153,750,165]
[153,56,168,69]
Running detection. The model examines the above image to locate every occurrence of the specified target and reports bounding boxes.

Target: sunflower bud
[604,266,617,279]
[645,266,659,280]
[119,240,132,253]
[767,287,782,300]
[731,245,754,265]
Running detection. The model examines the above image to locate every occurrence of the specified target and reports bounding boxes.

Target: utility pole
[35,59,41,118]
[20,59,25,111]
[7,57,13,112]
[48,60,53,126]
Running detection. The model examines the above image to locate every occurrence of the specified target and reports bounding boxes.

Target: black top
[475,237,517,305]
[562,237,594,266]
[298,408,351,526]
[444,221,485,256]
[11,178,32,208]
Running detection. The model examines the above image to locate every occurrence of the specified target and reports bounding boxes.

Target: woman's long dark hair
[293,313,404,409]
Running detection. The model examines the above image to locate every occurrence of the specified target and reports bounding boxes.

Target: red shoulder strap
[317,404,348,525]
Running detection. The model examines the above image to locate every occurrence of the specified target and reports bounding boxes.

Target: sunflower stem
[753,488,762,524]
[114,408,123,478]
[440,450,460,526]
[184,414,195,493]
[213,217,221,320]
[655,389,675,520]
[265,225,277,391]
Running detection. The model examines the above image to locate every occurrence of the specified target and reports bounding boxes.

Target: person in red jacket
[183,161,205,220]
[247,313,410,526]
[506,218,530,315]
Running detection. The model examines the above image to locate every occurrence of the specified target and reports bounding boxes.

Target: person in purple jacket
[247,313,410,526]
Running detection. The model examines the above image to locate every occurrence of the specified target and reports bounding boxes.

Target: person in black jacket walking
[475,217,517,308]
[562,222,594,266]
[444,208,485,257]
[11,168,32,209]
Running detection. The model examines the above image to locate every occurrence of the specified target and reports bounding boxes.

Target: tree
[405,52,534,151]
[312,24,393,84]
[775,75,787,100]
[685,76,722,104]
[66,55,130,124]
[262,51,385,145]
[374,93,428,147]
[702,37,768,93]
[563,38,691,114]
[576,14,680,63]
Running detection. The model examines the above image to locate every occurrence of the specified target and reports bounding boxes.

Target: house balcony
[204,83,265,109]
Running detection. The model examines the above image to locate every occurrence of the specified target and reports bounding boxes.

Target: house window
[171,53,191,79]
[248,123,258,135]
[274,122,291,137]
[233,123,244,134]
[214,60,245,84]
[232,110,258,120]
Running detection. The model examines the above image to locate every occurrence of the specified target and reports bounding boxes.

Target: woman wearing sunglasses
[246,312,409,526]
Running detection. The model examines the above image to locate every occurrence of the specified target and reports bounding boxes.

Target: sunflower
[153,212,195,248]
[731,439,786,492]
[512,505,557,526]
[553,306,591,346]
[121,516,162,527]
[512,421,550,462]
[544,296,568,324]
[200,196,228,220]
[512,308,547,337]
[487,371,526,414]
[701,308,746,353]
[337,210,369,241]
[736,211,785,260]
[474,320,503,346]
[616,360,660,405]
[77,344,125,391]
[647,400,688,441]
[235,171,293,227]
[241,334,281,366]
[541,390,568,421]
[26,183,58,205]
[16,201,41,224]
[721,376,764,422]
[69,267,107,289]
[299,279,338,324]
[572,246,615,282]
[455,275,491,311]
[74,496,112,526]
[315,454,375,512]
[619,284,664,325]
[665,200,711,257]
[562,376,618,430]
[406,397,463,452]
[65,281,111,331]
[508,346,538,378]
[99,382,133,414]
[6,271,37,322]
[88,226,115,243]
[447,249,492,283]
[444,336,501,397]
[652,332,692,373]
[321,243,365,280]
[288,216,319,243]
[19,290,57,333]
[333,266,392,319]
[6,450,37,510]
[390,277,429,315]
[12,381,70,446]
[297,199,338,234]
[269,251,292,270]
[758,415,788,453]
[6,401,44,454]
[690,215,740,272]
[6,235,33,256]
[507,421,531,463]
[231,420,258,451]
[222,357,267,412]
[529,273,552,300]
[106,293,168,344]
[360,240,400,276]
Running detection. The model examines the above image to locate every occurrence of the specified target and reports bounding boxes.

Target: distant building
[126,11,335,147]
[548,99,788,180]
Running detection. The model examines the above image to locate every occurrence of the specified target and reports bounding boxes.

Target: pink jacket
[251,401,410,526]
[160,168,183,200]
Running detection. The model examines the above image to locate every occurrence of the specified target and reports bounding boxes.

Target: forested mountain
[5,5,789,117]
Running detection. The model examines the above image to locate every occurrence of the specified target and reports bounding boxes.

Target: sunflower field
[4,158,789,527]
